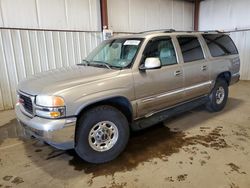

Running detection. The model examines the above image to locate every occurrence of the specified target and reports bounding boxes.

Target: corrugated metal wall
[230,31,250,80]
[0,0,102,110]
[199,0,250,80]
[0,0,101,31]
[199,0,250,31]
[107,0,194,32]
[0,29,103,110]
[0,0,195,110]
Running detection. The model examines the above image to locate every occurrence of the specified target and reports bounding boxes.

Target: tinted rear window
[203,34,238,57]
[177,36,204,63]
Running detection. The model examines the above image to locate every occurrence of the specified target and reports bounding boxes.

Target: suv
[15,30,240,163]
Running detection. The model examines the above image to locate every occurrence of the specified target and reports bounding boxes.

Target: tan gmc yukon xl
[15,30,240,163]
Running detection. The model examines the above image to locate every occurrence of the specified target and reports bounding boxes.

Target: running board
[131,96,209,131]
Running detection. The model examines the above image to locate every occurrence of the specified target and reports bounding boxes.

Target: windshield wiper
[92,61,124,70]
[78,60,122,70]
[89,61,112,69]
[77,59,90,66]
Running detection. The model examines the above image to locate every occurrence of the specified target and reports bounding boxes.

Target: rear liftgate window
[177,36,204,63]
[202,34,238,57]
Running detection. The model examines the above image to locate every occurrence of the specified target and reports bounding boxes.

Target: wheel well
[74,97,133,146]
[217,71,231,85]
[77,97,133,124]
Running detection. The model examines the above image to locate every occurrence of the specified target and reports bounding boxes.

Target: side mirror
[139,57,161,70]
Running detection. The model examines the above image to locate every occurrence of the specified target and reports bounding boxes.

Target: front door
[133,37,185,118]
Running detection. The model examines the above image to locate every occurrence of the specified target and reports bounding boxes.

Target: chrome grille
[19,93,33,114]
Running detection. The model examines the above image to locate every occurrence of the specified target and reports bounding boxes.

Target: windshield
[85,38,143,69]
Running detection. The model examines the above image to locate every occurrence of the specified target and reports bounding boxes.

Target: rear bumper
[230,73,240,85]
[15,103,76,150]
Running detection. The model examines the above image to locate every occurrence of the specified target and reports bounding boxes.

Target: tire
[206,79,228,112]
[75,105,130,164]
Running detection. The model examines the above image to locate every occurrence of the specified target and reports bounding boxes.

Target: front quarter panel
[62,69,135,116]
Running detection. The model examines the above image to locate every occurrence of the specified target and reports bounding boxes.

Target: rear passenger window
[203,34,238,57]
[177,36,204,63]
[143,38,177,66]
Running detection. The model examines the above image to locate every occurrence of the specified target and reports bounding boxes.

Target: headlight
[36,95,65,107]
[35,95,66,118]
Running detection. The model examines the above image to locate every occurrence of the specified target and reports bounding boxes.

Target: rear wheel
[206,79,228,112]
[75,105,129,164]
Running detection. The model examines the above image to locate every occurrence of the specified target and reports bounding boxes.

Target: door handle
[174,70,182,76]
[202,65,207,71]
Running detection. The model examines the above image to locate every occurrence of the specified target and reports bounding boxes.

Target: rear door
[176,35,210,100]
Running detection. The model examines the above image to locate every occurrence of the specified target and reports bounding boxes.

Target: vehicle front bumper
[15,103,76,150]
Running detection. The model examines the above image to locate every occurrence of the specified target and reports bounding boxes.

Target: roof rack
[171,30,225,33]
[201,30,226,33]
[138,29,176,34]
[137,29,227,34]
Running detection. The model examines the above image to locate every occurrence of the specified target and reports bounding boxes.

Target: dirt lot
[0,81,250,188]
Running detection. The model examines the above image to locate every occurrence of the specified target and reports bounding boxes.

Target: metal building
[0,0,194,110]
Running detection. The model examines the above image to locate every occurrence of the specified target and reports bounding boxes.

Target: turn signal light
[50,111,61,118]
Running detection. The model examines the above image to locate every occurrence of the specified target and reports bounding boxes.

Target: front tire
[75,105,129,164]
[206,79,228,112]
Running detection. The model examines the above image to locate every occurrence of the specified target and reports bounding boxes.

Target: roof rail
[173,30,225,33]
[202,30,226,33]
[138,29,211,34]
[137,29,227,35]
[138,29,176,34]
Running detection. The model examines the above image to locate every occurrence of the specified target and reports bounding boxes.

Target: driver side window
[143,38,177,66]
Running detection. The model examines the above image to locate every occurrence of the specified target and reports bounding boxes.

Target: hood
[18,65,120,96]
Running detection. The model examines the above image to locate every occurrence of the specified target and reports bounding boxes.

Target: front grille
[19,94,33,114]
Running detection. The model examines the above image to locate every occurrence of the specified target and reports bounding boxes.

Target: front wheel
[206,79,228,112]
[75,105,129,164]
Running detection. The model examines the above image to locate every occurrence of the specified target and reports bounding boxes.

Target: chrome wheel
[215,86,225,104]
[88,121,119,152]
